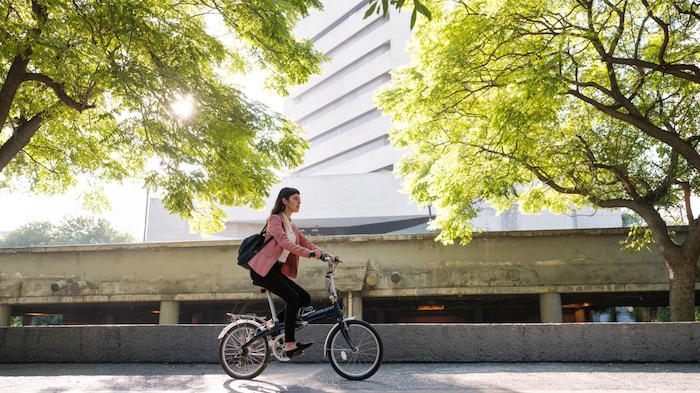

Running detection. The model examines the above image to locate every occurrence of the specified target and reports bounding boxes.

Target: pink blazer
[247,213,319,278]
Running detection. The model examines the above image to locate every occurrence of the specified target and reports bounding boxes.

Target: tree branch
[640,0,671,66]
[605,57,700,84]
[677,180,695,227]
[567,88,700,172]
[23,73,95,112]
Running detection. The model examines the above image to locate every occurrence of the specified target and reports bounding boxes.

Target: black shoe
[285,342,313,359]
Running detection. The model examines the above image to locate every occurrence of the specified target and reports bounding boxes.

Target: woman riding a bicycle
[219,202,383,380]
[247,187,339,358]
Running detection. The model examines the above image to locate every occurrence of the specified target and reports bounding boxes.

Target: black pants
[250,263,311,343]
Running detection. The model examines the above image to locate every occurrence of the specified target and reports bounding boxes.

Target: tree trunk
[636,204,698,321]
[665,255,698,321]
[0,113,44,172]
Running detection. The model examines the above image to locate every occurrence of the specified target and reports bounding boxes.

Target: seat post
[265,290,278,322]
[254,280,278,323]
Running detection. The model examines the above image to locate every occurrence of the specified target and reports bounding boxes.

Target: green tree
[0,215,134,247]
[0,221,55,247]
[0,0,325,234]
[54,215,135,245]
[377,0,700,320]
[10,316,22,327]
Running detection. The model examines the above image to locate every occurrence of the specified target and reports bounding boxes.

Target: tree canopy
[0,0,325,234]
[377,0,700,320]
[0,215,134,247]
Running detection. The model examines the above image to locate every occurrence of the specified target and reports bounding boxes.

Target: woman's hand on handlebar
[320,252,342,264]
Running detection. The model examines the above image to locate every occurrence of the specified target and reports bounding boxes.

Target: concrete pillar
[343,291,363,319]
[539,293,563,323]
[344,291,352,317]
[0,304,11,326]
[159,301,180,325]
[352,292,363,320]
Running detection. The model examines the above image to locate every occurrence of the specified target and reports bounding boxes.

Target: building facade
[283,1,412,176]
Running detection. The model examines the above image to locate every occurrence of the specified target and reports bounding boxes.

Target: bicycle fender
[323,317,357,356]
[217,319,263,340]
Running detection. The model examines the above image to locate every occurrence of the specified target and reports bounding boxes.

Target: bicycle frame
[220,258,358,357]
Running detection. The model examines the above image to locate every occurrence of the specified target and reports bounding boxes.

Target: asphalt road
[1,362,699,392]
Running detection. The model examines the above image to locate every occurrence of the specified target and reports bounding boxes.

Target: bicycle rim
[218,323,269,379]
[328,320,383,380]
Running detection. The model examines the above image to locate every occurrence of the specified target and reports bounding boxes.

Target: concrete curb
[1,323,698,363]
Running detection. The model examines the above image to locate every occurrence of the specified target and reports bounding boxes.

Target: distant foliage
[0,216,135,247]
[651,307,700,322]
[621,210,645,228]
[8,315,62,326]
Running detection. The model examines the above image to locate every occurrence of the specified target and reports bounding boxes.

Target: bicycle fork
[339,320,358,351]
[323,316,360,358]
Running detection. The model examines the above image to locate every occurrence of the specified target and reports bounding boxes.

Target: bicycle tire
[218,322,269,379]
[327,319,383,380]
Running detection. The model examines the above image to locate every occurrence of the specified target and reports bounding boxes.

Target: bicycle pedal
[263,319,276,328]
[295,320,308,328]
[297,306,314,316]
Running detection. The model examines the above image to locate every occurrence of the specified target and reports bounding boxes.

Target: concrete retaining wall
[2,323,698,363]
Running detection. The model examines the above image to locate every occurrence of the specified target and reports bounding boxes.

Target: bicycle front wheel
[327,319,383,380]
[218,322,269,379]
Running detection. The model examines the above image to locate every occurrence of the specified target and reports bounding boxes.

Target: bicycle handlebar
[320,252,342,264]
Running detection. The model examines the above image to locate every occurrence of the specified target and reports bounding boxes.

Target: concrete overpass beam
[539,292,563,323]
[0,304,11,326]
[159,301,180,325]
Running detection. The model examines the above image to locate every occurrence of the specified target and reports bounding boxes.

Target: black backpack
[237,223,273,270]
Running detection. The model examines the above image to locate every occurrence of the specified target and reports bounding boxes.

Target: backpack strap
[260,223,273,248]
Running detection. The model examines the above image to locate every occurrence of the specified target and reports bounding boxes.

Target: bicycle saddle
[251,279,267,293]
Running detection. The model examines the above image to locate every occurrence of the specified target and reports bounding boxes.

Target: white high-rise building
[144,2,622,242]
[284,2,412,176]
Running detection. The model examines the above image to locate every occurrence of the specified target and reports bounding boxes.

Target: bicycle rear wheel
[327,319,383,380]
[218,322,269,379]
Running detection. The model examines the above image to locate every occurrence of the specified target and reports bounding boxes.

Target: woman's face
[284,193,301,214]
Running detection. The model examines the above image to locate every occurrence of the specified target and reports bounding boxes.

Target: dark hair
[271,187,300,214]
